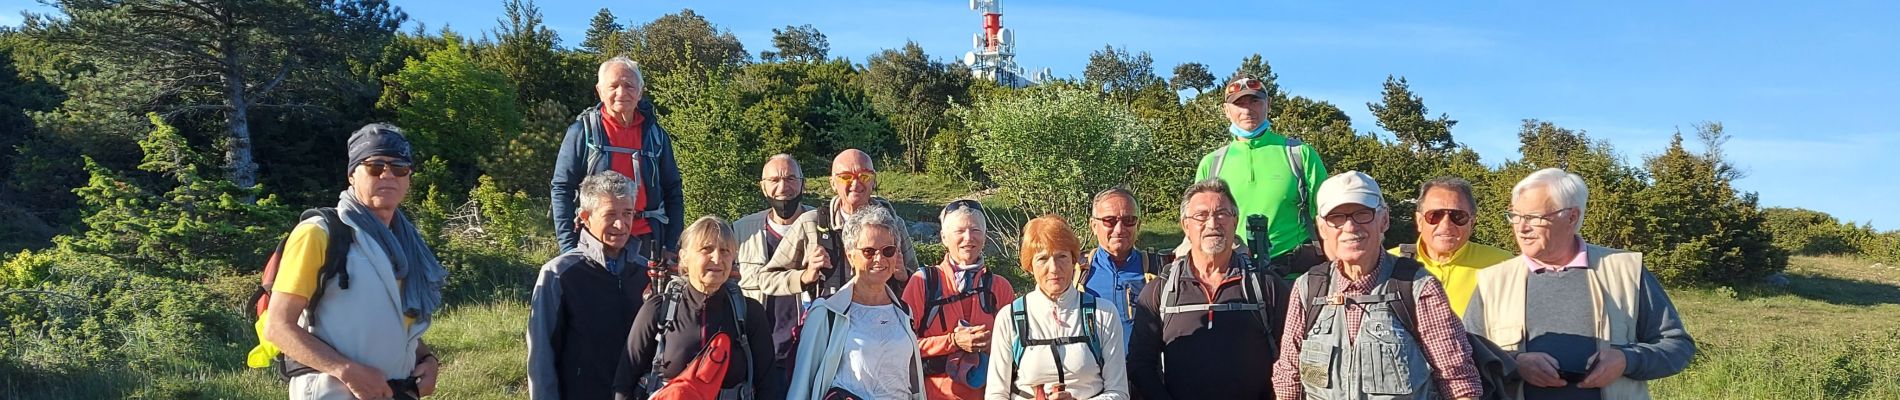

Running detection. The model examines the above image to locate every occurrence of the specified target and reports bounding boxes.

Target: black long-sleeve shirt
[614,283,777,399]
[1127,256,1286,400]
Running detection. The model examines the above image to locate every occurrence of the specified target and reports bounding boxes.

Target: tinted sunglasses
[1423,209,1472,226]
[359,160,414,177]
[857,245,899,260]
[1225,77,1264,95]
[834,170,876,184]
[1093,215,1139,227]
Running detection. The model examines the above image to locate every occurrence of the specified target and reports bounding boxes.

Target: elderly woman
[615,216,775,400]
[903,200,1017,399]
[985,216,1129,400]
[788,205,928,400]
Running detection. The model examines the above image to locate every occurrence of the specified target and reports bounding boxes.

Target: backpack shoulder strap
[919,267,943,332]
[1008,295,1031,384]
[1207,144,1232,180]
[979,270,998,314]
[1301,263,1333,332]
[1158,261,1182,321]
[306,208,355,305]
[1080,294,1104,367]
[725,284,755,390]
[1387,258,1424,336]
[1283,138,1321,247]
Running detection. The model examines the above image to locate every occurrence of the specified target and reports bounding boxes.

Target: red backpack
[244,208,355,379]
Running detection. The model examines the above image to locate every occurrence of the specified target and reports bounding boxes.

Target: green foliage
[482,99,571,193]
[1638,124,1786,284]
[1168,62,1215,94]
[1764,207,1877,256]
[1369,75,1459,154]
[762,24,829,63]
[379,41,523,190]
[580,8,624,54]
[961,86,1151,231]
[650,63,757,220]
[485,0,588,110]
[626,9,748,78]
[862,41,972,172]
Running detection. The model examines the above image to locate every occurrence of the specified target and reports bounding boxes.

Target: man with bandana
[732,153,813,399]
[263,123,449,400]
[1193,75,1330,275]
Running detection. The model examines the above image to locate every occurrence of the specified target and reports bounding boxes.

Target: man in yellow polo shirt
[1389,176,1513,317]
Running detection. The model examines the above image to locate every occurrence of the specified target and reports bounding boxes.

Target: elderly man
[527,171,653,400]
[1273,171,1480,400]
[1081,187,1168,344]
[747,148,919,299]
[1464,168,1694,399]
[1192,76,1329,274]
[263,123,446,400]
[732,153,813,398]
[551,55,684,262]
[1389,176,1514,318]
[1128,179,1285,400]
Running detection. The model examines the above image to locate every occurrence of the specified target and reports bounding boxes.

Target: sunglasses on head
[834,170,876,184]
[1093,215,1138,227]
[359,160,413,177]
[1423,209,1472,226]
[857,245,899,260]
[1225,78,1264,95]
[944,199,982,214]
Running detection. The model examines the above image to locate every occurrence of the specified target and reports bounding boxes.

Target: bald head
[829,149,876,208]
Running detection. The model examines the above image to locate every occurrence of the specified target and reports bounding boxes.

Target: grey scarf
[338,190,447,323]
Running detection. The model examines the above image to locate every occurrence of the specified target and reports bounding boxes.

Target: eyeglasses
[1322,208,1378,228]
[1225,78,1264,95]
[1183,209,1237,223]
[359,160,413,178]
[1093,215,1139,227]
[1506,209,1572,228]
[857,245,899,260]
[833,170,876,184]
[761,176,802,184]
[1422,209,1472,226]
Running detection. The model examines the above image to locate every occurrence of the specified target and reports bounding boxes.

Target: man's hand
[1514,352,1568,388]
[1579,346,1628,389]
[415,355,440,397]
[800,249,832,285]
[338,363,393,400]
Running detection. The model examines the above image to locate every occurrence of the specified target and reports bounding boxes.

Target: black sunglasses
[944,199,983,215]
[359,160,414,177]
[1423,209,1472,226]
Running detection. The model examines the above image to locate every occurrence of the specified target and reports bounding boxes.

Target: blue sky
[7,0,1897,229]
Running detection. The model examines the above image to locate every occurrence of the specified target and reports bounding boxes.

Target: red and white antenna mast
[964,0,1047,87]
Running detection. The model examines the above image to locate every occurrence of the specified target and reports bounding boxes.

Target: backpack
[916,266,1000,333]
[1302,257,1518,400]
[1206,137,1323,255]
[1157,258,1282,333]
[644,280,756,400]
[1077,250,1171,286]
[245,208,355,379]
[1005,294,1104,398]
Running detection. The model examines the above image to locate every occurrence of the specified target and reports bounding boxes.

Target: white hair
[579,170,637,212]
[842,205,902,249]
[1512,168,1589,231]
[939,205,988,236]
[598,55,646,90]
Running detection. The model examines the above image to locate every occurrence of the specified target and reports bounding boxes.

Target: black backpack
[1302,257,1518,400]
[245,207,355,380]
[643,280,756,399]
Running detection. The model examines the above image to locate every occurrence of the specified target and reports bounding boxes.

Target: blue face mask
[1229,119,1273,139]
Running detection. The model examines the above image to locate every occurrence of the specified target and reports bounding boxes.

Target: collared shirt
[1272,257,1482,399]
[1525,236,1590,273]
[1390,240,1514,318]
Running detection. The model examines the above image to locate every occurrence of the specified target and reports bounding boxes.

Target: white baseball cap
[1315,171,1384,216]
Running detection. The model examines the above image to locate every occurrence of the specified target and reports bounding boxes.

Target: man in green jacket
[1192,76,1330,274]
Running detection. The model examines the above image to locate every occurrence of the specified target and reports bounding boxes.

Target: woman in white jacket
[787,205,927,400]
[985,216,1128,400]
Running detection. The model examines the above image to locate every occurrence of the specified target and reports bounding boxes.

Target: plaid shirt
[1272,261,1483,399]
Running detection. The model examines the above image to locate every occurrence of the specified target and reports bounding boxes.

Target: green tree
[961,85,1152,229]
[378,42,523,189]
[861,41,971,172]
[650,64,757,220]
[1369,75,1459,154]
[485,0,583,110]
[1638,123,1786,284]
[580,8,623,54]
[627,9,748,78]
[1083,45,1156,99]
[26,0,405,193]
[761,24,829,63]
[1168,62,1215,94]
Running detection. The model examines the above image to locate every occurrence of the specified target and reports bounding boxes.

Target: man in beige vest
[1464,168,1695,400]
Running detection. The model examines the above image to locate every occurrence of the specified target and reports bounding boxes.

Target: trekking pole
[1246,215,1274,274]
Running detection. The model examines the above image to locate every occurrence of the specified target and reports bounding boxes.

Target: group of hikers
[252,55,1696,400]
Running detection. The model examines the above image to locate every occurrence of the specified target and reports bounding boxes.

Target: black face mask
[766,193,804,219]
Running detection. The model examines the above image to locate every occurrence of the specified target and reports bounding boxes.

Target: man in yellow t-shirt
[1389,176,1513,317]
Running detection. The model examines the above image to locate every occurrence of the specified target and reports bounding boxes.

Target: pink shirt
[1525,236,1590,273]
